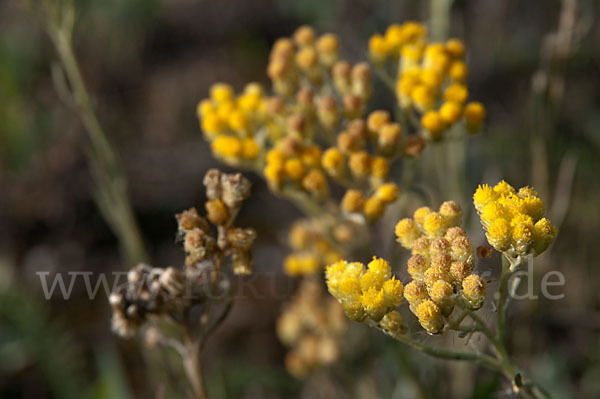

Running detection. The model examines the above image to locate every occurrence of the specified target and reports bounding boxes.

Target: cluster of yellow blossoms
[325,257,406,337]
[395,201,485,334]
[277,278,346,378]
[474,181,558,257]
[197,83,266,166]
[284,220,343,276]
[369,21,486,140]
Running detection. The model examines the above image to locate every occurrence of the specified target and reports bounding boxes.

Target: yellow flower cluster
[473,181,558,256]
[268,25,371,110]
[284,221,343,276]
[197,82,266,165]
[277,278,346,378]
[369,22,485,140]
[326,257,405,337]
[395,202,486,333]
[394,200,463,247]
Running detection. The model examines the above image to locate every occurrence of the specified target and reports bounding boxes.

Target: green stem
[43,11,148,264]
[496,257,512,346]
[391,333,502,370]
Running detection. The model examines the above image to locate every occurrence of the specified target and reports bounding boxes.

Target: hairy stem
[41,5,148,264]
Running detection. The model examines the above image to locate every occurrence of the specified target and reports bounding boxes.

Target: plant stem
[43,6,148,265]
[496,257,512,346]
[183,326,207,399]
[392,333,501,370]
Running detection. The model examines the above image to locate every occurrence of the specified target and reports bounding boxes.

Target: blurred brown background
[0,0,599,398]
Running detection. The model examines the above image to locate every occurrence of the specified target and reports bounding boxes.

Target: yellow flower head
[242,138,260,159]
[407,254,429,281]
[383,278,404,308]
[395,218,422,249]
[367,257,391,279]
[445,38,466,58]
[521,195,545,221]
[473,184,497,212]
[429,280,455,315]
[370,156,390,180]
[349,151,371,179]
[493,180,515,196]
[284,158,306,180]
[532,218,558,255]
[444,83,468,104]
[376,183,399,204]
[431,253,451,270]
[439,101,463,125]
[367,110,391,133]
[302,169,328,195]
[284,253,320,276]
[264,163,284,187]
[212,136,243,158]
[423,212,447,238]
[450,260,473,284]
[385,24,405,49]
[416,299,444,334]
[412,236,431,256]
[361,287,387,321]
[412,85,435,111]
[403,280,429,306]
[363,196,385,220]
[210,82,234,103]
[448,60,468,82]
[445,226,466,242]
[421,111,446,140]
[439,200,462,227]
[341,189,366,213]
[292,25,315,46]
[464,102,486,131]
[201,112,226,136]
[462,274,486,310]
[322,147,345,177]
[451,235,474,263]
[228,109,250,132]
[413,206,432,226]
[424,266,450,287]
[379,311,405,336]
[486,218,512,252]
[369,34,390,61]
[421,68,444,89]
[301,145,322,168]
[197,99,215,117]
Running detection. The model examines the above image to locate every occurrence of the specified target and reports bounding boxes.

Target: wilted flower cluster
[395,201,485,334]
[473,181,558,257]
[368,21,486,140]
[325,257,406,338]
[277,278,347,378]
[110,169,256,337]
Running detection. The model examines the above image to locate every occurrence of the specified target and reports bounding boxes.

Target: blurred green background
[0,0,599,398]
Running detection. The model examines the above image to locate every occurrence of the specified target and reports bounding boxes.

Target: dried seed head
[221,173,251,209]
[227,228,257,250]
[403,135,426,157]
[231,249,253,275]
[176,207,209,233]
[159,267,185,297]
[203,169,222,200]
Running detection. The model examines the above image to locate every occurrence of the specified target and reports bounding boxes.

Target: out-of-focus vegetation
[1,0,599,398]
